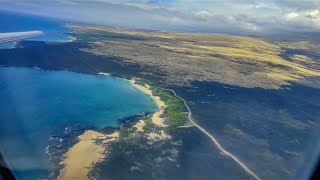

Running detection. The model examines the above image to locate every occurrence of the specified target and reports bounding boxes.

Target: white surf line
[165,89,261,180]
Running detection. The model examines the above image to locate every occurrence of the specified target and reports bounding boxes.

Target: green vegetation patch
[151,87,187,128]
[141,115,156,132]
[119,127,130,138]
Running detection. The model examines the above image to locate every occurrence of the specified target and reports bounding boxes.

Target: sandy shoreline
[128,79,165,108]
[129,79,167,127]
[57,78,167,180]
[57,130,106,180]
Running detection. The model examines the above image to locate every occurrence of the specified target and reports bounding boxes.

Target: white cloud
[283,9,320,31]
[0,0,319,34]
[57,0,78,5]
[194,11,214,19]
[308,9,320,17]
[285,12,300,19]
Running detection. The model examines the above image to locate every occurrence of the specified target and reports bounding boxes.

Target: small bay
[0,67,156,179]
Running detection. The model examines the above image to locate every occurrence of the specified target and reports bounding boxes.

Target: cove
[0,67,156,179]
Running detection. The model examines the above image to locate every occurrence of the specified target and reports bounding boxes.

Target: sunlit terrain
[74,25,320,89]
[0,1,319,180]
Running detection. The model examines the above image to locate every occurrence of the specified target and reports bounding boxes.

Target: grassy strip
[132,79,187,130]
[151,86,187,128]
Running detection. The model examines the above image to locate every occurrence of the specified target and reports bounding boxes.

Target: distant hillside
[71,25,320,89]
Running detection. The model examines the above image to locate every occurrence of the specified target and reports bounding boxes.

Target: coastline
[57,130,107,180]
[57,78,168,180]
[0,22,317,180]
[129,79,167,127]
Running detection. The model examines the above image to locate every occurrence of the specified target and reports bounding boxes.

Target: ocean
[0,10,72,48]
[0,67,156,179]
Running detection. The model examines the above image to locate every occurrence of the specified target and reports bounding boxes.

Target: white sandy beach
[129,79,167,127]
[58,78,169,180]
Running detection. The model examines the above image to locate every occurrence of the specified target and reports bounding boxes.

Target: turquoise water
[0,10,72,48]
[0,67,156,179]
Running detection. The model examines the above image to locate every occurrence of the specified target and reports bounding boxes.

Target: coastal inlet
[0,67,156,179]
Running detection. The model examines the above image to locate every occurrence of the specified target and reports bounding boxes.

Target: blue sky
[0,0,319,34]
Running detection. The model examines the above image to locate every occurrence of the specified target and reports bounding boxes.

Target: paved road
[166,88,261,180]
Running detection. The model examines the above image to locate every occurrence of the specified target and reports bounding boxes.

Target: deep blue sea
[0,10,72,48]
[0,67,156,179]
